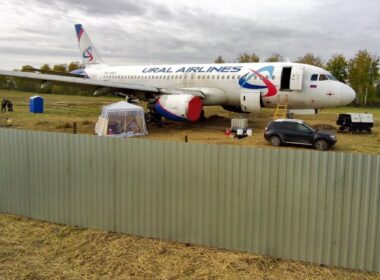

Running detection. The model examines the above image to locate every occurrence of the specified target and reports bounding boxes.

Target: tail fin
[74,24,104,65]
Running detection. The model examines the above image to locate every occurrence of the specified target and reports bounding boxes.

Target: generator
[337,113,374,133]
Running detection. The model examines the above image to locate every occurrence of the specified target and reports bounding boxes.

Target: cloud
[0,0,379,69]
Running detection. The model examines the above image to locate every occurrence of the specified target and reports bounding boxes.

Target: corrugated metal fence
[0,128,379,272]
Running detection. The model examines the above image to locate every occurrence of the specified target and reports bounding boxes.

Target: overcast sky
[0,0,379,70]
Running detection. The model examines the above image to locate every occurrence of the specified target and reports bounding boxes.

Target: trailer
[336,113,374,133]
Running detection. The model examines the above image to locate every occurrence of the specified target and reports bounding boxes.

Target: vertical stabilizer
[74,24,104,65]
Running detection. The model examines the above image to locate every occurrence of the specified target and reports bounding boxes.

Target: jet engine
[152,94,203,122]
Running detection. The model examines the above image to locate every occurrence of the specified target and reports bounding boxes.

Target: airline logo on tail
[239,66,277,97]
[82,47,94,61]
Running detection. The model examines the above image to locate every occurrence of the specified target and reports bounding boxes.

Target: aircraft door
[280,66,305,91]
[289,65,304,90]
[240,89,261,113]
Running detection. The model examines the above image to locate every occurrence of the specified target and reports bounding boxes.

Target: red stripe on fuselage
[250,69,277,97]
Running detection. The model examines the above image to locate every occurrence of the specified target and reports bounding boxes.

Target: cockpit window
[327,74,338,81]
[311,74,318,81]
[319,74,328,81]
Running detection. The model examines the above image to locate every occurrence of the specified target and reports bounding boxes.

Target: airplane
[0,24,356,122]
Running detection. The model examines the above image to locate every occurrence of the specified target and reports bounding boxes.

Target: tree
[53,64,67,72]
[325,54,348,83]
[348,50,379,106]
[265,53,283,62]
[214,56,225,64]
[296,53,323,67]
[40,64,51,71]
[68,61,82,72]
[0,76,13,90]
[21,65,35,72]
[237,52,259,63]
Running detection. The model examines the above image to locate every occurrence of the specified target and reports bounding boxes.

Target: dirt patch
[312,123,337,131]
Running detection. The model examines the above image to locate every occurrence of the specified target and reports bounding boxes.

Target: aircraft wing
[0,70,159,93]
[0,70,214,100]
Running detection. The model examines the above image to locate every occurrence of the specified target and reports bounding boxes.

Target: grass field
[0,89,379,154]
[1,214,379,279]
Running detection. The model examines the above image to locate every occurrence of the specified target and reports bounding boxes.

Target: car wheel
[269,135,281,146]
[314,139,328,151]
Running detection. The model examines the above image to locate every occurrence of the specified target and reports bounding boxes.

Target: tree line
[0,50,379,106]
[215,50,380,106]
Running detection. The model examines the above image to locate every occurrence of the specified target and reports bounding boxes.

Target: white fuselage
[84,62,356,110]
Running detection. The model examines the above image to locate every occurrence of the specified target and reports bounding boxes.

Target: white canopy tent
[95,101,148,137]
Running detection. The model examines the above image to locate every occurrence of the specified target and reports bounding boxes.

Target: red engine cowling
[154,95,203,122]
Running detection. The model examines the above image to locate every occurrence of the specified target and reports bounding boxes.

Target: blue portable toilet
[29,95,44,113]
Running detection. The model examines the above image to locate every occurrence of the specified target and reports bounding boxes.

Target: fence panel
[0,128,379,272]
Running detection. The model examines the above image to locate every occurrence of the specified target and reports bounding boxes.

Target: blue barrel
[29,96,44,113]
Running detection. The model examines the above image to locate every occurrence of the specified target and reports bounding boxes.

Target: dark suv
[264,119,337,151]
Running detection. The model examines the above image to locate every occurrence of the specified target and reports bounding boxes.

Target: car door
[282,122,298,143]
[294,123,314,145]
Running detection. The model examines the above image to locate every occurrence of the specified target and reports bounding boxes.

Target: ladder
[274,104,288,119]
[274,94,289,119]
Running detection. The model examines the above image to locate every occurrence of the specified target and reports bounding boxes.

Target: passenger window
[270,122,282,129]
[283,122,297,130]
[319,74,328,81]
[311,74,318,81]
[296,124,312,133]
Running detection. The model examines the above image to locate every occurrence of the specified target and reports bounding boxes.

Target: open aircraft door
[240,89,261,113]
[289,65,304,90]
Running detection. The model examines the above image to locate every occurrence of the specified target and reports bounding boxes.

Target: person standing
[1,98,7,112]
[7,100,13,112]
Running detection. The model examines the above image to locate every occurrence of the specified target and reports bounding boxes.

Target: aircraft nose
[340,84,356,105]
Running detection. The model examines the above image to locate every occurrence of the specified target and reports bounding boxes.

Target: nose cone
[340,84,356,105]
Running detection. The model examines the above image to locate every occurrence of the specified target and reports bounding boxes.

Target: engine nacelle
[154,94,203,122]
